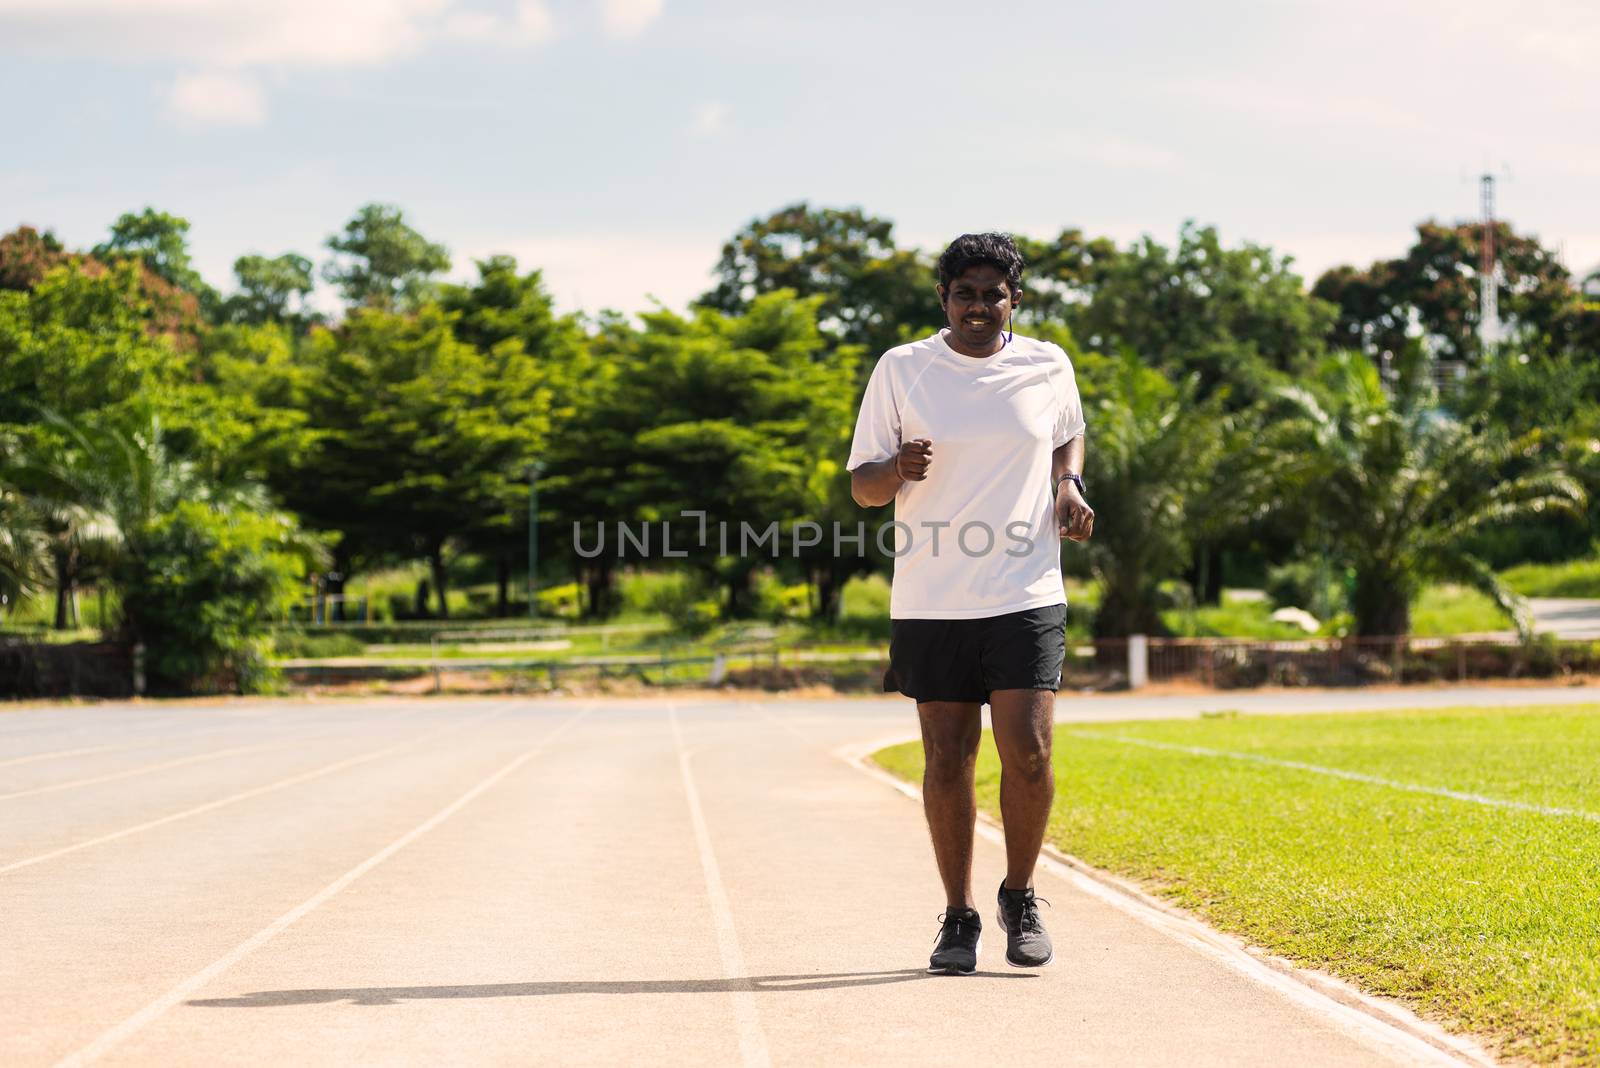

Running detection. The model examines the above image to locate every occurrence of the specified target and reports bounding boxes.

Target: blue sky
[4,0,1597,317]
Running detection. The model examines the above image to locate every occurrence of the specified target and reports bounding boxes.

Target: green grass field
[1504,557,1600,599]
[874,704,1600,1064]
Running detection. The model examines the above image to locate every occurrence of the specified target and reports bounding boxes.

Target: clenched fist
[896,438,934,482]
[1057,483,1094,542]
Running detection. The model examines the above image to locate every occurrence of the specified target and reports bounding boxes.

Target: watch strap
[1054,473,1086,496]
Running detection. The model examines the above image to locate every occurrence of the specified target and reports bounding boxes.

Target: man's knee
[1004,740,1054,786]
[922,725,979,784]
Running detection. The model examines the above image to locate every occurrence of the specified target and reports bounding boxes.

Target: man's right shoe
[927,907,982,975]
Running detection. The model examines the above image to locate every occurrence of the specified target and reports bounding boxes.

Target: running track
[8,688,1590,1066]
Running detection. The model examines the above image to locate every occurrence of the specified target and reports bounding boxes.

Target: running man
[847,233,1093,974]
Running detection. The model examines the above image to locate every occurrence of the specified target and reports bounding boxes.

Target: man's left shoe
[996,881,1053,968]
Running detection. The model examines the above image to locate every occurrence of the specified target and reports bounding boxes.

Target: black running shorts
[883,603,1067,704]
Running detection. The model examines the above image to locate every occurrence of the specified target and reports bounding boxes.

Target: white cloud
[444,0,554,45]
[689,101,730,139]
[442,9,500,40]
[1,0,559,121]
[600,0,662,39]
[0,0,450,67]
[514,0,555,42]
[164,70,266,126]
[1163,0,1597,139]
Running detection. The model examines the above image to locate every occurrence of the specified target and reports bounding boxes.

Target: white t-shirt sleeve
[1051,350,1087,447]
[846,356,901,472]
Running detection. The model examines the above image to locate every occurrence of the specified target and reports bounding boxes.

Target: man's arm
[1052,434,1084,486]
[850,457,902,508]
[1053,433,1094,542]
[851,438,932,508]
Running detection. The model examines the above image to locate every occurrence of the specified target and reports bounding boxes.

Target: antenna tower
[1479,173,1499,350]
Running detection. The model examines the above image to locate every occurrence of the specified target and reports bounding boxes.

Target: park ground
[5,689,1599,1066]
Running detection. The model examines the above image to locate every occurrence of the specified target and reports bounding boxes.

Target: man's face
[937,264,1019,352]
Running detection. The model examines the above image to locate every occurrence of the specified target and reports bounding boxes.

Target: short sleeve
[846,356,901,471]
[1052,352,1087,447]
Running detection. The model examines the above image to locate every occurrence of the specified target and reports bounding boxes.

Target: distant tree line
[2,201,1596,690]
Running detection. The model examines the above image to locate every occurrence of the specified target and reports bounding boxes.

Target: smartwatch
[1054,473,1086,497]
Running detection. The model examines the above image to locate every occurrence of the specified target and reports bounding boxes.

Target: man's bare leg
[988,688,1055,890]
[916,700,983,909]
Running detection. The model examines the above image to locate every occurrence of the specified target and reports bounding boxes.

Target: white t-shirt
[846,330,1086,619]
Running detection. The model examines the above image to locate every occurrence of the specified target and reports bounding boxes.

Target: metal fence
[9,632,1597,699]
[280,635,887,694]
[278,634,1600,695]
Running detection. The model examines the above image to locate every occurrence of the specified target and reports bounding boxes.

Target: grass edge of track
[872,704,1600,1066]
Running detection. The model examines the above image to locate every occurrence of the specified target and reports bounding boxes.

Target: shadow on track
[189,969,1035,1006]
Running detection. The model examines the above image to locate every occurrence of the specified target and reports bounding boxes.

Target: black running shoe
[996,882,1053,968]
[927,907,982,975]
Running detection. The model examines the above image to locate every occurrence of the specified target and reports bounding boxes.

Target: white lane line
[0,730,357,802]
[0,713,190,739]
[835,736,1493,1068]
[0,706,422,773]
[1067,730,1600,823]
[51,703,591,1068]
[0,740,156,770]
[0,706,484,875]
[668,705,772,1068]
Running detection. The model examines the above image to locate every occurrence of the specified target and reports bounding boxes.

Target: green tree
[1068,223,1333,406]
[1076,351,1229,637]
[0,458,51,613]
[192,322,318,488]
[1011,229,1120,327]
[439,255,589,613]
[0,226,68,291]
[118,497,315,693]
[1181,406,1278,607]
[293,305,550,616]
[6,408,322,686]
[322,204,450,310]
[1017,225,1333,606]
[0,434,119,630]
[0,257,244,497]
[701,203,932,358]
[0,261,192,429]
[1447,347,1600,566]
[1265,352,1583,636]
[2,406,219,631]
[552,291,857,617]
[224,252,315,327]
[0,260,264,627]
[1313,221,1583,363]
[92,207,218,317]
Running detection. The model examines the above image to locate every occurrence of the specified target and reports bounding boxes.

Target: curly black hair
[936,232,1024,295]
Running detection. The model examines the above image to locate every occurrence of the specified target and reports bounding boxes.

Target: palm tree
[0,484,49,613]
[1080,351,1233,636]
[3,408,239,630]
[1264,352,1583,637]
[3,416,135,630]
[6,408,326,691]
